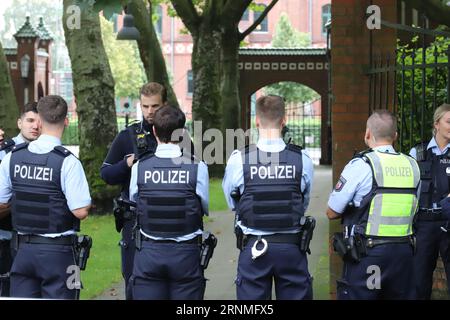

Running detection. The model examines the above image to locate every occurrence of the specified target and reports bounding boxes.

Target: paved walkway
[95,165,332,300]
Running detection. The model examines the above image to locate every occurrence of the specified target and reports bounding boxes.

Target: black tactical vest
[0,139,17,231]
[0,138,16,155]
[237,144,304,232]
[137,153,203,238]
[10,143,80,234]
[415,141,450,209]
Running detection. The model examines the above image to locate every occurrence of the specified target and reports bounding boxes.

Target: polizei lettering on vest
[250,165,296,180]
[14,165,53,181]
[384,166,412,177]
[144,170,189,184]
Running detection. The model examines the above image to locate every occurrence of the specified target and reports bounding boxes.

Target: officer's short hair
[153,105,185,143]
[256,95,285,126]
[140,82,167,103]
[433,103,450,136]
[37,95,68,125]
[20,102,38,118]
[367,109,397,141]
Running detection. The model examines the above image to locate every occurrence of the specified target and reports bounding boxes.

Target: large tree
[170,0,279,132]
[0,41,19,137]
[63,0,119,212]
[127,0,179,106]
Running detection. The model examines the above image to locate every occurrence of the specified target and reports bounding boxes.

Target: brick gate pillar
[329,0,397,299]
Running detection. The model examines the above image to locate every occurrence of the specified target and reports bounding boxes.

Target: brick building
[4,16,53,111]
[114,0,331,113]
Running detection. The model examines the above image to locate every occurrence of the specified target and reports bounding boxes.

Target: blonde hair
[433,103,450,136]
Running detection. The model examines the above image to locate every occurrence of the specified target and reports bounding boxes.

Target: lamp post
[116,7,140,41]
[124,102,130,128]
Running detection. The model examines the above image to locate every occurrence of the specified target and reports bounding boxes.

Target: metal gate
[366,17,450,152]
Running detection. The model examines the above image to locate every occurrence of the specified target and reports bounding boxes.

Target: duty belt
[364,235,414,248]
[18,234,76,246]
[242,233,300,248]
[142,235,202,245]
[417,207,444,221]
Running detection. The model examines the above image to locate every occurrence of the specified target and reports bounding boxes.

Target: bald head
[366,109,397,143]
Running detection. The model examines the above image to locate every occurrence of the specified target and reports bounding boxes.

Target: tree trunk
[63,0,119,213]
[191,29,222,130]
[0,41,19,137]
[127,0,178,106]
[191,28,224,175]
[220,28,241,131]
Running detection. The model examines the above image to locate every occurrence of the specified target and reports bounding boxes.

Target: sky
[0,0,14,32]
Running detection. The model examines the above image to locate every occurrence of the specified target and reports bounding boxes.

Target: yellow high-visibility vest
[363,150,421,237]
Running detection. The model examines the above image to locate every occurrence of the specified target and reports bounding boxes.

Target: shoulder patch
[52,146,73,158]
[334,176,347,192]
[286,143,303,154]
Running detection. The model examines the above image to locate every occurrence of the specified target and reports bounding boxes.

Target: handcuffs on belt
[251,236,268,260]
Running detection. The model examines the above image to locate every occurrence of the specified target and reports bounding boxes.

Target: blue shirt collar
[35,134,61,146]
[373,145,396,153]
[257,138,286,153]
[155,143,181,158]
[427,137,450,153]
[13,134,26,144]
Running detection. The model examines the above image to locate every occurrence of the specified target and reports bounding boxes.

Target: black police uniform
[9,143,80,299]
[100,121,157,300]
[0,138,17,297]
[412,141,450,299]
[132,152,205,300]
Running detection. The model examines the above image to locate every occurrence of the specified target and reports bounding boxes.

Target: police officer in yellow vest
[326,109,420,299]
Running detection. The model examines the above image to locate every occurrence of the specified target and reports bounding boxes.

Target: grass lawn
[79,215,122,300]
[209,178,228,212]
[79,178,228,299]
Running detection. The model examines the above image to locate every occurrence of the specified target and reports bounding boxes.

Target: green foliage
[100,16,146,99]
[263,13,319,104]
[271,13,310,48]
[79,215,122,299]
[209,178,228,212]
[396,36,450,152]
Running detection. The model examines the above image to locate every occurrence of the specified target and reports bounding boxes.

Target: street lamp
[124,102,130,127]
[116,7,140,41]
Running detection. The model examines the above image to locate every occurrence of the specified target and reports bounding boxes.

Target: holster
[133,224,142,251]
[332,232,366,263]
[200,232,217,269]
[299,216,316,254]
[113,197,125,233]
[75,235,92,271]
[235,224,244,250]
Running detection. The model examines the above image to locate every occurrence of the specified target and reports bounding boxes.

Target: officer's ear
[152,126,161,144]
[17,117,22,130]
[280,116,287,128]
[64,117,69,128]
[255,115,260,128]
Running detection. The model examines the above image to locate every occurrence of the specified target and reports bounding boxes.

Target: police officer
[129,105,209,300]
[100,82,165,300]
[0,102,40,297]
[0,95,91,299]
[409,103,450,299]
[327,109,420,300]
[0,102,41,160]
[223,95,314,300]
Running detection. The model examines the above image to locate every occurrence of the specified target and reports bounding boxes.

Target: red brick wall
[330,0,397,299]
